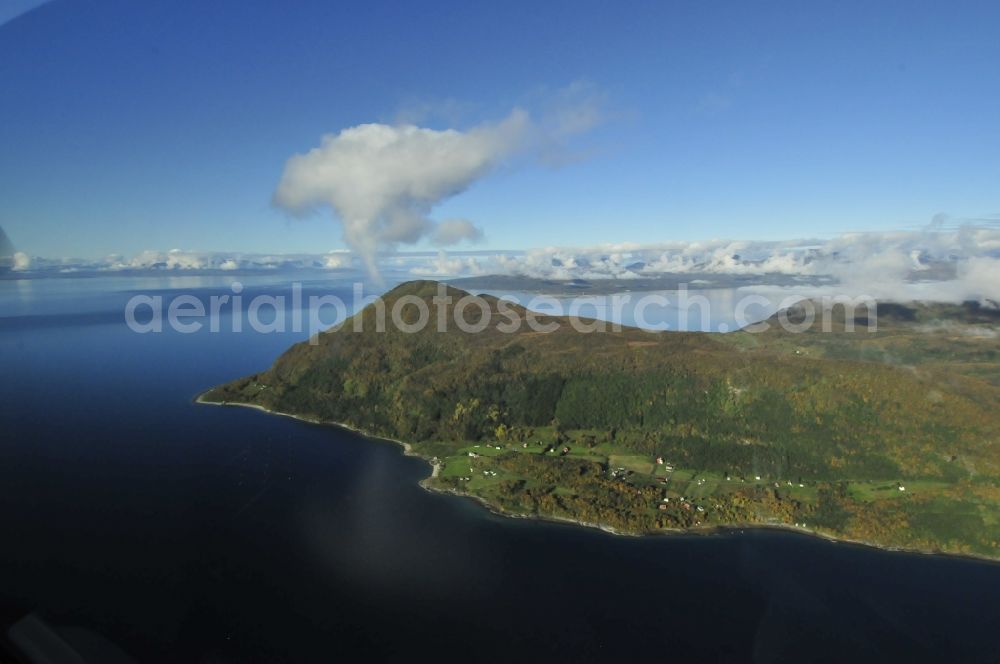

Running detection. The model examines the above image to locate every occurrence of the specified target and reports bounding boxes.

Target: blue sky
[1,0,998,259]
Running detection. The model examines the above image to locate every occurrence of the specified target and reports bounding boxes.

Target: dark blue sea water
[2,274,999,663]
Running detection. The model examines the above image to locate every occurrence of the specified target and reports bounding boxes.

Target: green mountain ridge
[201,280,1000,558]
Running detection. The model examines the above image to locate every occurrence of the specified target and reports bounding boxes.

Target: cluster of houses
[656,459,675,485]
[452,470,499,481]
[655,457,675,472]
[460,445,504,482]
[656,495,706,514]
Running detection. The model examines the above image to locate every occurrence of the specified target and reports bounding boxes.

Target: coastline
[194,392,440,478]
[194,392,1000,565]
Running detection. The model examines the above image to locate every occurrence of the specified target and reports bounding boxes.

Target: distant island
[199,280,1000,559]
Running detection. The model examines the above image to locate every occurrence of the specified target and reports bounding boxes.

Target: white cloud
[273,110,530,277]
[323,252,352,269]
[955,257,1000,300]
[410,250,488,277]
[12,251,30,271]
[430,218,484,246]
[272,83,607,279]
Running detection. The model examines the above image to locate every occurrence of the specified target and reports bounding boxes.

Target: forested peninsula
[200,281,1000,559]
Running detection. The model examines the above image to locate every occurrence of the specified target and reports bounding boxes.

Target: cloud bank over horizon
[6,225,1000,303]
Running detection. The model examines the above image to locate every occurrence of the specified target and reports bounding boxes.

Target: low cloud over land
[8,225,999,303]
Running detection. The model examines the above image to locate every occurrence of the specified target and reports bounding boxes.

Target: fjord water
[2,276,999,662]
